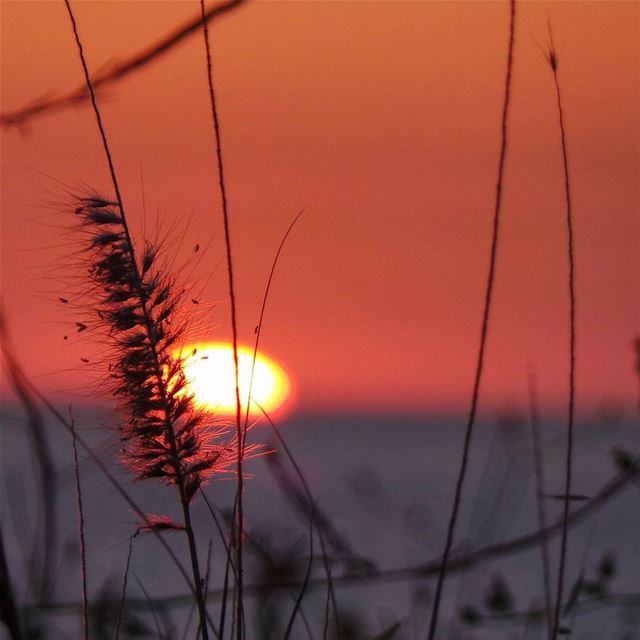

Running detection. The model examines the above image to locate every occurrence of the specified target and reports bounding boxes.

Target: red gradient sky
[1,1,638,416]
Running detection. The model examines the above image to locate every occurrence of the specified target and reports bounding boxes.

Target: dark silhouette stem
[0,526,24,640]
[427,2,516,638]
[528,369,553,640]
[257,404,335,639]
[242,211,323,636]
[243,209,304,435]
[198,2,244,638]
[8,345,56,604]
[69,410,88,640]
[115,533,136,640]
[547,22,577,640]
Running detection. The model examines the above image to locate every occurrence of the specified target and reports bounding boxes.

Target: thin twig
[69,408,88,640]
[427,2,517,637]
[545,18,577,640]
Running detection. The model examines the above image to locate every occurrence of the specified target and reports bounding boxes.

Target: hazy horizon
[2,0,638,416]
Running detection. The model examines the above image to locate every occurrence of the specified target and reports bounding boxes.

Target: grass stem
[68,408,88,640]
[528,369,553,640]
[198,2,244,637]
[0,525,24,640]
[427,2,517,637]
[115,533,136,640]
[200,0,245,640]
[546,20,577,640]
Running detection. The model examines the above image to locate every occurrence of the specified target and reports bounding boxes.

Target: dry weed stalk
[528,369,553,640]
[546,20,578,640]
[427,1,517,637]
[198,2,245,636]
[68,409,88,640]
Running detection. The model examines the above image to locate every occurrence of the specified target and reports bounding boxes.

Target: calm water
[1,404,639,639]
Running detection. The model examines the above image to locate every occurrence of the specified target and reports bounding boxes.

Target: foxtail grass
[545,20,578,640]
[427,1,517,637]
[60,2,248,636]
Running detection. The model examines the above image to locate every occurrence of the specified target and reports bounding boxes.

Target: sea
[1,404,639,639]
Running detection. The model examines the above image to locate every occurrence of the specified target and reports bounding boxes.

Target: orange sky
[1,1,638,416]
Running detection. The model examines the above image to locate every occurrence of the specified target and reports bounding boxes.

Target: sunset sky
[1,0,638,417]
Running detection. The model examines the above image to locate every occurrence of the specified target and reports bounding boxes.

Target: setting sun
[176,343,291,416]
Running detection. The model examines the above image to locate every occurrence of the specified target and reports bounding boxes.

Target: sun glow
[177,343,291,416]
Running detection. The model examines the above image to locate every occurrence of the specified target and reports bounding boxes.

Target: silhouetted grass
[427,1,517,638]
[198,2,245,636]
[114,532,136,640]
[0,519,24,640]
[528,369,552,640]
[68,409,88,640]
[544,18,578,640]
[3,2,638,639]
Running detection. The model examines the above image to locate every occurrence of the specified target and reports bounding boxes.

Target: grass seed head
[73,193,238,500]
